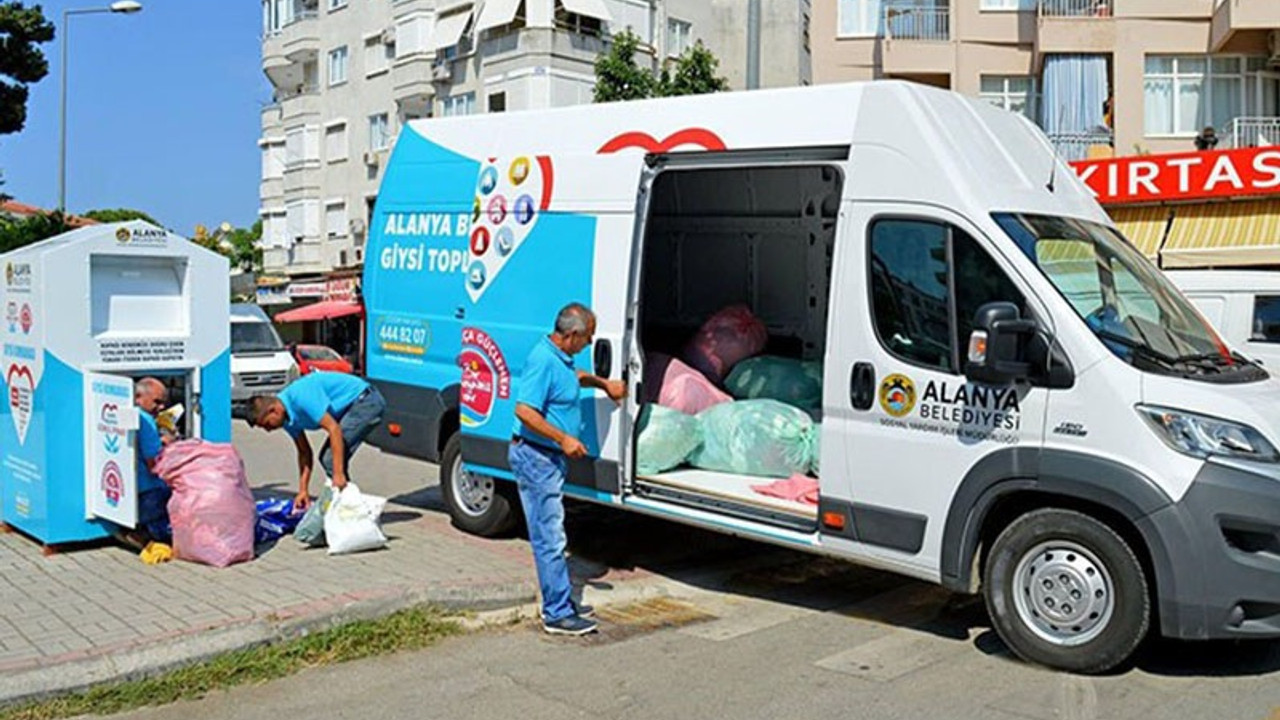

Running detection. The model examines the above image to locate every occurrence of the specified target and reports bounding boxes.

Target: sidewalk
[0,428,542,706]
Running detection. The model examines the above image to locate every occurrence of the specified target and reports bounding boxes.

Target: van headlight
[1138,405,1279,463]
[287,363,300,382]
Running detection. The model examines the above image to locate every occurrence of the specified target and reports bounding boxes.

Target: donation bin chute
[0,221,231,546]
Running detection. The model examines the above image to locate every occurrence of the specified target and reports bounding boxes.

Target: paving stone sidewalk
[0,428,540,706]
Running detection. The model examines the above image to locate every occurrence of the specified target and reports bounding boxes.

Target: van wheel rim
[451,453,493,518]
[1012,540,1116,647]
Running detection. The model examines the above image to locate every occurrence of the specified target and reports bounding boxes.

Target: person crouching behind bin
[117,377,173,551]
[512,303,626,636]
[247,372,385,510]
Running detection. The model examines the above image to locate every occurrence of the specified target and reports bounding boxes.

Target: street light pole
[57,1,143,216]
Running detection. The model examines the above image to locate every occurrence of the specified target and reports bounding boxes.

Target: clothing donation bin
[0,221,231,546]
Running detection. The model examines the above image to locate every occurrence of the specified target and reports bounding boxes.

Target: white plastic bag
[323,483,388,555]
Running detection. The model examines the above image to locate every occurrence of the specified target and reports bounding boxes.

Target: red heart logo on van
[597,128,727,155]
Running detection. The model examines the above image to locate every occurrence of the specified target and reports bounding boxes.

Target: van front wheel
[984,508,1150,674]
[439,434,519,537]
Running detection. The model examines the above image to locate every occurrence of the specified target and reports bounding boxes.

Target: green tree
[592,30,656,103]
[658,41,729,97]
[83,208,162,225]
[0,2,55,136]
[0,211,67,253]
[193,220,262,273]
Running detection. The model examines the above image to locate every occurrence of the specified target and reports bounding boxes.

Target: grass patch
[0,606,462,720]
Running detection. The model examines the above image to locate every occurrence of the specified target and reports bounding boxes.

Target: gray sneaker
[543,615,598,636]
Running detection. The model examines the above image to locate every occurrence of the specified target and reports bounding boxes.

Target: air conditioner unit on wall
[381,26,396,45]
[362,150,380,167]
[349,218,366,236]
[431,61,453,83]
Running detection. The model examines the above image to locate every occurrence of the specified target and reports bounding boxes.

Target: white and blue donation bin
[0,221,231,546]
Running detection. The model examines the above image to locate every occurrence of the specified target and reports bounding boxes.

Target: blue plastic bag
[254,497,302,544]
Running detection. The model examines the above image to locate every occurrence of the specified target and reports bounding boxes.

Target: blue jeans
[509,440,574,623]
[319,387,386,481]
[139,486,172,544]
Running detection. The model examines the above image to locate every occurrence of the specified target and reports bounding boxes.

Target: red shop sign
[1070,146,1280,205]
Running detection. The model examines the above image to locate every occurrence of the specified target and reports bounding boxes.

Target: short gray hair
[554,302,594,336]
[134,377,165,397]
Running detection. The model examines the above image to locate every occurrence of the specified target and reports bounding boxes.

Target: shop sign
[256,286,290,306]
[1071,146,1280,205]
[287,282,327,299]
[326,278,358,302]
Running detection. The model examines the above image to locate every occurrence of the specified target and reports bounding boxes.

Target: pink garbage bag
[644,353,731,415]
[155,440,255,568]
[682,305,768,384]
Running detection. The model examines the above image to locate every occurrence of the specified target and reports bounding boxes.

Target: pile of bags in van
[637,305,824,480]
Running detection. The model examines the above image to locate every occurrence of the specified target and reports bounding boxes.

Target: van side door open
[826,204,1051,576]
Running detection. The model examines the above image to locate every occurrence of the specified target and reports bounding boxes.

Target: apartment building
[258,0,812,287]
[813,0,1280,160]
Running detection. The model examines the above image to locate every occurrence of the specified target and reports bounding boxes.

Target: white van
[362,81,1280,673]
[1165,270,1280,369]
[229,303,298,416]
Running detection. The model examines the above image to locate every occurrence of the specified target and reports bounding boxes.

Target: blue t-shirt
[136,412,165,493]
[513,336,581,449]
[279,371,370,438]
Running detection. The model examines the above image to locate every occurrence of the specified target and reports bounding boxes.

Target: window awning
[429,9,472,51]
[560,0,612,22]
[474,0,521,32]
[1108,205,1171,260]
[274,300,363,323]
[1160,200,1280,269]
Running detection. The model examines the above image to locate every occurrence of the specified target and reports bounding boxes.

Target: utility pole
[746,0,761,90]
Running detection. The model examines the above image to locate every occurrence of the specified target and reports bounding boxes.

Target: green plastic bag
[294,483,334,547]
[723,356,824,411]
[690,399,817,478]
[636,404,703,476]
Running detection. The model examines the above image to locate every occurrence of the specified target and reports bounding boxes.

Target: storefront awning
[275,301,363,323]
[475,0,521,32]
[560,0,612,22]
[1161,199,1280,268]
[1108,205,1171,260]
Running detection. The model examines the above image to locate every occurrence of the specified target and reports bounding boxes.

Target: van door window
[870,219,1025,375]
[1252,296,1280,343]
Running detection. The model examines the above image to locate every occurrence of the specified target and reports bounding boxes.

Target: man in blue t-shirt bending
[248,371,386,511]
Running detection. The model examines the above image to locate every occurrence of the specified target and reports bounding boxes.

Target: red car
[291,344,354,375]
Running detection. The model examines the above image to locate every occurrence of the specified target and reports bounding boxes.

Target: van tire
[439,433,519,537]
[984,508,1150,674]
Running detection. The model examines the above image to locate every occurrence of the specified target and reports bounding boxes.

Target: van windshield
[993,213,1264,379]
[232,322,285,354]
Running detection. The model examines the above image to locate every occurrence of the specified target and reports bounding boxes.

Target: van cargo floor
[637,469,818,523]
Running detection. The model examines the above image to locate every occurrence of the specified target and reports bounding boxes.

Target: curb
[0,578,537,709]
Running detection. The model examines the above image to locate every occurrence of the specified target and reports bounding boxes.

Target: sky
[1,0,271,234]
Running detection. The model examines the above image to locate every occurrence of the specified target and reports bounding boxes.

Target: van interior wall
[639,164,841,361]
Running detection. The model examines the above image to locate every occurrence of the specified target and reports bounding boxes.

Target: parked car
[1164,270,1280,368]
[291,343,354,375]
[230,304,299,418]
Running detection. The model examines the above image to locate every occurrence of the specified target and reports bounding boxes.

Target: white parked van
[1165,270,1280,369]
[362,81,1280,673]
[229,303,298,416]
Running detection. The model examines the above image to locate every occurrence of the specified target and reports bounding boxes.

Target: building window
[440,92,476,117]
[365,37,390,76]
[838,0,884,37]
[325,200,348,238]
[285,125,321,169]
[667,18,692,58]
[1144,55,1278,136]
[329,0,346,9]
[980,75,1038,120]
[286,199,321,243]
[328,46,348,87]
[980,0,1035,9]
[262,0,286,35]
[261,209,288,248]
[368,113,391,151]
[261,139,285,179]
[325,122,348,163]
[488,92,506,113]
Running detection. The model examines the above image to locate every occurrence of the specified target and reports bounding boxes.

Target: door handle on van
[850,362,875,410]
[594,340,612,378]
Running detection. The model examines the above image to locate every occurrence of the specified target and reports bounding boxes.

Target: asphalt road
[116,430,1280,720]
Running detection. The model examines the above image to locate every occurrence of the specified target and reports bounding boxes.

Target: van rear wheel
[984,508,1150,674]
[439,433,519,537]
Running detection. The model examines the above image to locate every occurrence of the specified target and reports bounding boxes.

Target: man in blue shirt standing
[512,303,625,636]
[248,371,386,511]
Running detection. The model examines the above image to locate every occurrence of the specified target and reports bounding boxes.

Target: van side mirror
[965,302,1036,385]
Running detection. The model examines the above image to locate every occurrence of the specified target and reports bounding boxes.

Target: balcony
[880,4,955,75]
[264,242,328,275]
[260,176,284,203]
[1037,0,1115,53]
[1211,0,1280,51]
[280,11,320,55]
[1224,117,1280,149]
[1047,130,1114,161]
[279,88,321,121]
[283,160,321,194]
[884,4,950,42]
[391,53,437,104]
[392,0,431,19]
